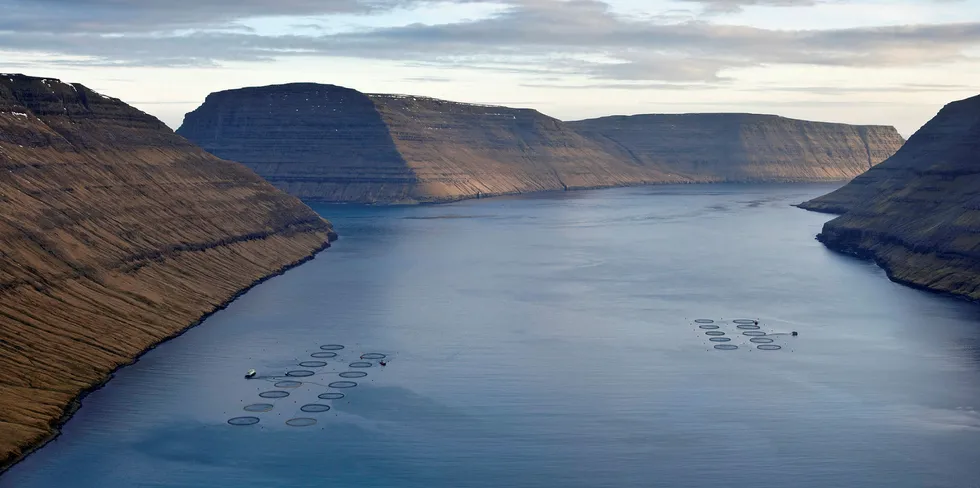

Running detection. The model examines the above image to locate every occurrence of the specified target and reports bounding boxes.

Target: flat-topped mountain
[177,84,672,203]
[177,83,905,204]
[570,113,905,182]
[0,74,336,469]
[799,94,980,300]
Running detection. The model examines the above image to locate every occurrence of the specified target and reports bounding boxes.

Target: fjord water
[5,185,980,487]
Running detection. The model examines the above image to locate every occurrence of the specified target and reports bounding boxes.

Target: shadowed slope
[799,94,980,299]
[178,84,419,203]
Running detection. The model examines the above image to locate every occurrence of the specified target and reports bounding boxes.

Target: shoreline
[813,232,980,304]
[796,206,980,304]
[298,179,854,206]
[0,236,335,475]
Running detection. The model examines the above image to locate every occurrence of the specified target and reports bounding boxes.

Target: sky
[1,0,979,136]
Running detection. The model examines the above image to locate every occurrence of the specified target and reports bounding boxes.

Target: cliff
[177,84,671,203]
[366,94,667,200]
[176,83,905,204]
[799,94,980,300]
[0,74,336,470]
[569,113,905,182]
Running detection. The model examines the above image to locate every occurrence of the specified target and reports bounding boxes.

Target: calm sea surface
[4,184,980,488]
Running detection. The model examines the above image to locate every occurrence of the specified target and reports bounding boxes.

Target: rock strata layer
[0,74,336,470]
[799,94,980,300]
[177,83,905,204]
[570,113,905,182]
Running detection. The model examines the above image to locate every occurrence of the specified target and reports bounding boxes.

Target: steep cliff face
[569,113,905,182]
[177,83,421,202]
[178,83,904,204]
[178,85,671,203]
[0,74,336,469]
[368,94,668,200]
[799,94,980,300]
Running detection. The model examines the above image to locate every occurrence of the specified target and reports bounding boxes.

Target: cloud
[520,81,979,94]
[742,83,980,95]
[680,0,820,14]
[521,81,723,90]
[676,0,962,15]
[0,0,978,84]
[402,76,455,82]
[0,0,428,33]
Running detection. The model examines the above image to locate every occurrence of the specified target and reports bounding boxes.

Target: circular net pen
[750,337,774,344]
[285,418,317,427]
[320,345,345,351]
[713,344,739,350]
[274,380,303,388]
[311,352,337,359]
[300,404,332,413]
[757,344,782,351]
[349,362,373,368]
[737,324,761,330]
[244,403,274,413]
[709,337,731,342]
[733,319,757,325]
[743,331,767,337]
[329,381,358,389]
[228,416,260,426]
[319,392,345,400]
[286,370,316,377]
[339,371,368,378]
[259,390,290,399]
[694,319,715,324]
[299,361,328,368]
[705,331,726,336]
[360,353,387,360]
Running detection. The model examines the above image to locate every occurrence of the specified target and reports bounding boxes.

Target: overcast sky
[2,0,979,136]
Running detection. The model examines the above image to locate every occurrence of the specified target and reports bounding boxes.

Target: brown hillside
[0,74,335,469]
[570,113,904,182]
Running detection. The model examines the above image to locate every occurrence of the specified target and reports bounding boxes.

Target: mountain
[0,74,336,469]
[176,83,905,204]
[176,84,672,203]
[799,94,980,300]
[569,113,905,182]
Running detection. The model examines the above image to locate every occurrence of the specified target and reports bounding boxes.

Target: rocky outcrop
[799,94,980,300]
[0,74,336,470]
[569,113,905,182]
[177,83,905,204]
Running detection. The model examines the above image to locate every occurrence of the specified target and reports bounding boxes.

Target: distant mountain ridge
[570,113,902,183]
[176,83,906,204]
[799,93,980,300]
